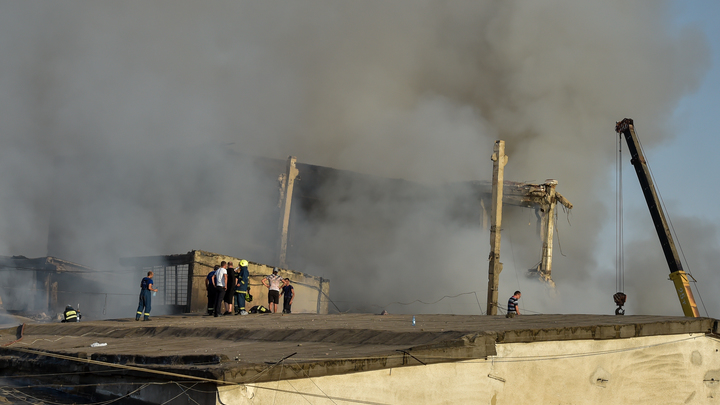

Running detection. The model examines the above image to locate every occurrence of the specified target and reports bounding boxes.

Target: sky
[0,1,718,319]
[595,0,720,317]
[659,0,720,218]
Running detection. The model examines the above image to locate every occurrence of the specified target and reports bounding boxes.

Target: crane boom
[615,118,699,317]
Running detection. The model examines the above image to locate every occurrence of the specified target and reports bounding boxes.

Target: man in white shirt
[212,261,228,317]
[262,267,283,313]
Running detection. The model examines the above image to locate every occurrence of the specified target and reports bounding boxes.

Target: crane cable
[613,132,627,315]
[616,133,625,295]
[634,127,710,317]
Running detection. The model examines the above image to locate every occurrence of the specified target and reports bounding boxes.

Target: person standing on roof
[136,271,158,321]
[205,265,219,316]
[262,267,283,313]
[212,261,228,317]
[235,260,250,315]
[506,291,521,318]
[223,262,236,315]
[281,278,294,314]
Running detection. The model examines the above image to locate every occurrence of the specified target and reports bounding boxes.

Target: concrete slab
[0,313,717,385]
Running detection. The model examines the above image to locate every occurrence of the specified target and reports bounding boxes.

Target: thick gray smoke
[0,1,711,317]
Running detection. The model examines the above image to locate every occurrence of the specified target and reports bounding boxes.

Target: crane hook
[613,292,627,316]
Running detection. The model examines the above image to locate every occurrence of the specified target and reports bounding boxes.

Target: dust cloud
[0,1,711,318]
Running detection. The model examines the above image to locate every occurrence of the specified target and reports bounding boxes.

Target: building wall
[218,333,720,404]
[188,250,329,314]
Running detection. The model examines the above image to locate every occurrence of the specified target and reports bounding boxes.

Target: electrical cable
[553,210,568,257]
[170,382,201,405]
[2,383,152,405]
[281,378,315,405]
[271,356,283,405]
[159,382,198,405]
[288,358,339,405]
[0,345,237,387]
[371,291,483,313]
[2,369,123,379]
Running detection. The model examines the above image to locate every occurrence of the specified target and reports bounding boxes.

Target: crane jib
[615,118,700,318]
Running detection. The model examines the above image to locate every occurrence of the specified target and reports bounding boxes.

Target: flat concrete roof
[0,313,717,384]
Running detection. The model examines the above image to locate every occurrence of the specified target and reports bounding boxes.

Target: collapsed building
[261,154,572,286]
[37,147,572,316]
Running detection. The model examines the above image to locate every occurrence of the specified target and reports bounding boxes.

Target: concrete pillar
[486,141,508,315]
[43,271,52,313]
[316,278,330,314]
[278,156,299,269]
[539,180,558,286]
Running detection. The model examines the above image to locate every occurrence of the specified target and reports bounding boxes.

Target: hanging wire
[616,132,625,293]
[634,127,709,317]
[553,209,568,257]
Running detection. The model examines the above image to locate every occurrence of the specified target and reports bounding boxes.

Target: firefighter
[136,271,158,321]
[61,305,80,322]
[235,260,250,315]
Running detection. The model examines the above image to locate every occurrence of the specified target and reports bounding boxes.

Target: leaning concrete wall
[189,250,329,314]
[218,333,720,404]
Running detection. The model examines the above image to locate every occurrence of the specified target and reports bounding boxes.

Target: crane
[614,118,699,317]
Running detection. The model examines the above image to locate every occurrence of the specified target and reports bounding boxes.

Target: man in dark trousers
[223,262,236,315]
[205,265,219,316]
[281,278,294,314]
[136,271,158,321]
[506,291,521,318]
[212,261,228,317]
[235,260,250,315]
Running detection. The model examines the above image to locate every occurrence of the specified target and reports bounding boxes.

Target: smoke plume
[0,1,711,317]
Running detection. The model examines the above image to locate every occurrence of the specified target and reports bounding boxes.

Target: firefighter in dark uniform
[235,260,251,315]
[62,305,80,322]
[136,271,158,321]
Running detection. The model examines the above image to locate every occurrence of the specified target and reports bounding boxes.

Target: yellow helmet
[240,260,249,267]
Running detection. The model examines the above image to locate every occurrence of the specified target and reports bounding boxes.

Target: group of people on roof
[205,261,294,317]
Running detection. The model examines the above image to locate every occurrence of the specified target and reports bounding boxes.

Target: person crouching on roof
[62,305,80,322]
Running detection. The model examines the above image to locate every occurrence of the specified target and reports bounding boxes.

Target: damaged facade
[471,179,573,284]
[41,147,572,316]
